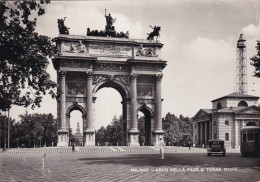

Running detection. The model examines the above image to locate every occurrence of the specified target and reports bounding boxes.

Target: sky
[8,0,260,133]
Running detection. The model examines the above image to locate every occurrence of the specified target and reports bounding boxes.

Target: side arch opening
[138,105,153,146]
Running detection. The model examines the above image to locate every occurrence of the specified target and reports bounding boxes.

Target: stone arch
[138,105,154,118]
[65,104,86,146]
[238,100,248,107]
[138,105,153,146]
[93,79,130,98]
[66,104,86,116]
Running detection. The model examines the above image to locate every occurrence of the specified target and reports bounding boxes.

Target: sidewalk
[0,146,219,154]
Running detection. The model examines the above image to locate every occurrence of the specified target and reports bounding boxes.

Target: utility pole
[7,109,10,149]
[3,111,7,151]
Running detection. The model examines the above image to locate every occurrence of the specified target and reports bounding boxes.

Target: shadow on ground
[78,153,260,169]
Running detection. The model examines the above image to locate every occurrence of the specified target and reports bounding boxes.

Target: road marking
[109,147,117,152]
[117,147,125,152]
[149,146,159,151]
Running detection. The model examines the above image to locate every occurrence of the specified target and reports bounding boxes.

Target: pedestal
[153,129,164,146]
[84,130,95,146]
[128,129,140,146]
[57,130,69,147]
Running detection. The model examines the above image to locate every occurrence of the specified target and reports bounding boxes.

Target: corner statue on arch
[53,11,166,147]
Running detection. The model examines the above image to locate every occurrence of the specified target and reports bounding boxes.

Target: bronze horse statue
[58,17,69,34]
[147,26,161,40]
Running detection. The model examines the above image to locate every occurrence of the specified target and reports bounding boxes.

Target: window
[217,102,222,110]
[238,101,248,107]
[246,122,256,126]
[243,134,246,142]
[225,120,229,125]
[214,133,217,139]
[248,133,254,141]
[214,121,216,126]
[225,133,229,141]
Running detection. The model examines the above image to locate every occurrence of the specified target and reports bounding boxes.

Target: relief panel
[89,44,132,57]
[62,41,88,54]
[135,44,158,57]
[67,83,85,95]
[94,63,129,72]
[137,86,153,97]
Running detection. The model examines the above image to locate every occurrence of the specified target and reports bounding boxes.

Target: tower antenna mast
[236,34,247,94]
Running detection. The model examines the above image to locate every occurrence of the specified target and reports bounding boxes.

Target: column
[66,114,70,131]
[60,71,66,130]
[155,74,163,131]
[128,73,139,146]
[209,121,212,140]
[84,72,95,146]
[57,71,68,147]
[205,121,208,145]
[87,72,93,130]
[235,120,238,148]
[130,74,138,130]
[200,122,203,147]
[153,74,164,145]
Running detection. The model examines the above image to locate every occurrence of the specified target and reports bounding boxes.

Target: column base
[153,130,164,146]
[235,145,240,149]
[84,130,95,146]
[57,130,69,147]
[128,129,140,146]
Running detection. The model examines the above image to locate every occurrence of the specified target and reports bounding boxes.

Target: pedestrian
[159,138,165,159]
[72,143,75,152]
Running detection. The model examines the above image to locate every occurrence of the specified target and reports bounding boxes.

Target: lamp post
[3,111,7,151]
[28,119,30,148]
[7,109,10,149]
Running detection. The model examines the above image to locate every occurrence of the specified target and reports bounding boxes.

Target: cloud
[162,37,236,117]
[241,24,258,37]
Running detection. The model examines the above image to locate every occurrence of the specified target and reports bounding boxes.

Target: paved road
[0,147,259,182]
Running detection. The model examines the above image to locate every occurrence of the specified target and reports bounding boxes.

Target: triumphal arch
[53,27,167,146]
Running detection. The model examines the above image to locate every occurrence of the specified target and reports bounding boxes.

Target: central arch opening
[95,87,123,146]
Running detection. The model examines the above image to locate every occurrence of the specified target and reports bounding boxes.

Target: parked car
[207,139,226,156]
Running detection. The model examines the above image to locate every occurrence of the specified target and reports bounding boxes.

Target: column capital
[59,70,67,78]
[92,97,97,103]
[155,73,163,81]
[82,114,87,119]
[121,97,131,104]
[130,73,138,80]
[86,71,93,78]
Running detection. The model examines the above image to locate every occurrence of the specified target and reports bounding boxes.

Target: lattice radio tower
[236,34,247,94]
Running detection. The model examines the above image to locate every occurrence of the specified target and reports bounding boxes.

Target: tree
[0,1,56,111]
[0,114,16,148]
[16,113,57,148]
[138,116,145,145]
[69,128,80,146]
[162,113,193,146]
[96,116,123,146]
[96,126,107,146]
[251,41,260,78]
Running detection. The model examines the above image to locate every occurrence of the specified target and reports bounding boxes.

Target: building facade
[52,34,167,147]
[74,122,83,145]
[193,93,260,148]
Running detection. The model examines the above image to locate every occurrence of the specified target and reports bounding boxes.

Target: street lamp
[3,113,7,151]
[28,119,30,148]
